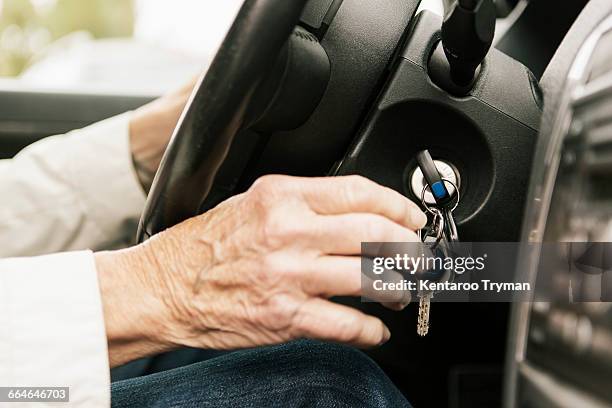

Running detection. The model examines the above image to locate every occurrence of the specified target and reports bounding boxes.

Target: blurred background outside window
[0,0,243,95]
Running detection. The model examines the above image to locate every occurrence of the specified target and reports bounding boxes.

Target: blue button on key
[431,181,448,199]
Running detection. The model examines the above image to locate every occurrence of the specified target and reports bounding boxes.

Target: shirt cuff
[0,251,110,407]
[65,113,147,244]
[16,112,148,247]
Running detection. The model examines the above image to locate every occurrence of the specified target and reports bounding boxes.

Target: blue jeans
[111,340,410,408]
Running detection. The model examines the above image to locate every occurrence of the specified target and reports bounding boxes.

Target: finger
[297,176,427,230]
[301,256,362,297]
[309,214,420,255]
[370,242,434,273]
[361,257,413,308]
[302,256,411,308]
[292,298,391,348]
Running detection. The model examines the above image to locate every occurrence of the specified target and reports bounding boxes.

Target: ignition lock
[410,159,460,205]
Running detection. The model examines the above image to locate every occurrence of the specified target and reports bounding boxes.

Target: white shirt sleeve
[0,113,147,258]
[0,251,110,407]
[0,113,149,407]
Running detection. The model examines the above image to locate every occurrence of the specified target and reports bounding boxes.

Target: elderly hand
[95,175,426,367]
[128,77,198,191]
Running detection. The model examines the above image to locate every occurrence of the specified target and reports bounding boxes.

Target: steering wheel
[137,0,312,241]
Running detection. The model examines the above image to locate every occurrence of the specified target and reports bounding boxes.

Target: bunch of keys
[415,150,461,336]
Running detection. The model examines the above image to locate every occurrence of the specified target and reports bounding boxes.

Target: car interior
[1,0,611,406]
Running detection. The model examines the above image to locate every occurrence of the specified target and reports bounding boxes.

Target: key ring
[420,178,460,215]
[418,207,445,245]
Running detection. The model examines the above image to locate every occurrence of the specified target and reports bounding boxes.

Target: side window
[0,0,243,95]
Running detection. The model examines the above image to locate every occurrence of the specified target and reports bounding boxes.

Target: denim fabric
[111,340,411,408]
[111,349,227,382]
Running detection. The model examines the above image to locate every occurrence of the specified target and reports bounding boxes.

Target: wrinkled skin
[129,78,198,191]
[96,175,426,367]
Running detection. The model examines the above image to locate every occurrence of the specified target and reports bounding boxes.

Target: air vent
[514,14,612,408]
[566,41,612,201]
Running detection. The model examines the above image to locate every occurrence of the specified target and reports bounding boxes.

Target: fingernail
[401,292,412,309]
[381,326,391,344]
[412,210,428,229]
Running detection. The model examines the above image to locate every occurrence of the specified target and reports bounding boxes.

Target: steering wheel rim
[137,0,310,242]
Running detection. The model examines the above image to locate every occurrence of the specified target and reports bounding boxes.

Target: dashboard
[505,2,612,406]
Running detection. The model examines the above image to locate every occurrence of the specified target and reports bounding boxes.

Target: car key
[415,151,454,208]
[417,219,456,337]
[416,208,445,337]
[416,150,460,243]
[442,207,460,242]
[415,150,461,336]
[417,291,432,336]
[419,207,445,245]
